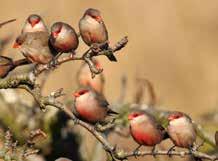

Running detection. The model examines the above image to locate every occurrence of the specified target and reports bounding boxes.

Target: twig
[33,36,128,77]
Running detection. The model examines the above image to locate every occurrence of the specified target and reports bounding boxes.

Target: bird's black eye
[78,90,89,95]
[133,113,139,118]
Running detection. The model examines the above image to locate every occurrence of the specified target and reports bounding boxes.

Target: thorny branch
[0,129,46,161]
[33,36,128,77]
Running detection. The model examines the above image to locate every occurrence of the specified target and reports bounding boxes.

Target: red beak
[30,21,38,27]
[73,92,80,97]
[13,42,20,48]
[95,16,102,23]
[52,32,58,38]
[168,116,175,121]
[128,115,133,120]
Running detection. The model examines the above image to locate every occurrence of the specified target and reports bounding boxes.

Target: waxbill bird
[167,111,197,151]
[0,19,16,28]
[73,88,117,124]
[21,14,48,33]
[13,31,53,64]
[49,22,79,58]
[128,111,167,154]
[77,59,105,93]
[79,8,117,61]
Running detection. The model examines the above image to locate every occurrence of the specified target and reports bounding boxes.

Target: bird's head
[22,14,47,33]
[167,112,184,121]
[51,22,63,39]
[128,112,144,121]
[73,89,90,98]
[27,14,41,27]
[84,8,103,23]
[13,35,25,48]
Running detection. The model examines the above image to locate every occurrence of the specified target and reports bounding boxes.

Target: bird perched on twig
[166,111,197,153]
[73,88,117,124]
[128,111,167,155]
[49,22,79,58]
[13,14,54,64]
[79,8,117,61]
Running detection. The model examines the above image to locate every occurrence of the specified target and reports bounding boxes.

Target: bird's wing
[95,92,109,107]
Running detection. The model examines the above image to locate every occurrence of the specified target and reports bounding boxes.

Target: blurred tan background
[1,0,218,119]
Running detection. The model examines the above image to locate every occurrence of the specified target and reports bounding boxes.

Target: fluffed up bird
[77,59,105,93]
[79,8,117,61]
[13,31,53,64]
[50,22,79,57]
[13,14,53,64]
[128,111,167,154]
[167,111,197,151]
[73,88,117,124]
[21,14,48,33]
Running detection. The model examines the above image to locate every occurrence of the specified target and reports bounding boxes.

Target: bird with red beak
[13,14,54,64]
[49,22,79,58]
[128,111,167,156]
[13,31,53,64]
[79,8,117,61]
[167,111,197,153]
[73,88,117,124]
[21,14,48,33]
[77,59,105,93]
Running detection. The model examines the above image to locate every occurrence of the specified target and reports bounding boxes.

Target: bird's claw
[167,145,176,157]
[151,146,156,158]
[133,149,139,158]
[93,122,103,131]
[133,145,141,158]
[91,43,101,53]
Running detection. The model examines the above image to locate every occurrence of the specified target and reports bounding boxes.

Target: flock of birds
[1,8,198,160]
[12,8,117,66]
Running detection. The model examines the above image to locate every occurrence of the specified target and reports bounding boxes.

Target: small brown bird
[128,111,167,154]
[21,14,48,33]
[167,112,196,150]
[79,8,117,61]
[50,22,79,56]
[13,31,53,64]
[77,59,105,93]
[13,14,52,64]
[73,88,117,124]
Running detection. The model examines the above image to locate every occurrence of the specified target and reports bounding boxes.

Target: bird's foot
[90,43,102,53]
[151,146,156,158]
[133,145,141,158]
[94,122,104,131]
[48,58,59,69]
[193,141,204,151]
[167,145,176,157]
